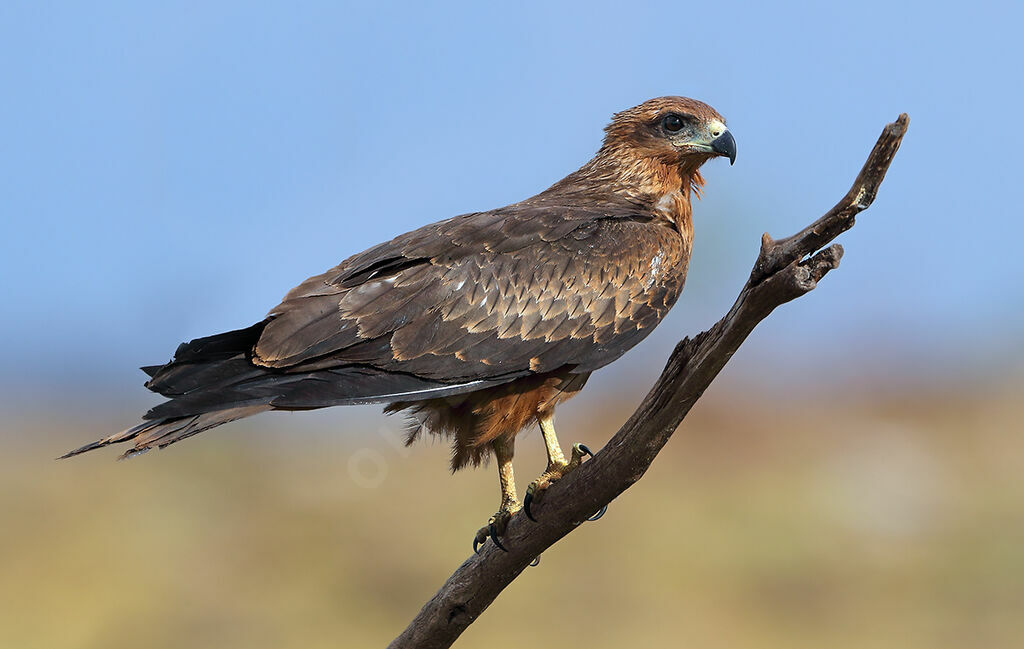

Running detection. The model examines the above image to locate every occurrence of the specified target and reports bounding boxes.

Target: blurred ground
[2,378,1022,649]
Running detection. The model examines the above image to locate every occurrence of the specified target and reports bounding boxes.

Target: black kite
[64,97,736,550]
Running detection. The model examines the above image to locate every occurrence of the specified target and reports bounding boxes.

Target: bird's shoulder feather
[253,198,688,385]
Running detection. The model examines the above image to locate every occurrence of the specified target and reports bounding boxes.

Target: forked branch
[389,113,909,649]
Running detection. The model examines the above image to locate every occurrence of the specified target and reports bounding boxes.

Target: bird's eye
[662,114,684,132]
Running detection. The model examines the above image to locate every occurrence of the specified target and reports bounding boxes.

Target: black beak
[710,131,737,165]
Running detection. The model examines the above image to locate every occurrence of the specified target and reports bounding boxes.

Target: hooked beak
[710,130,737,165]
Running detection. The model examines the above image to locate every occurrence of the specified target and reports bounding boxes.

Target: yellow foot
[523,443,606,522]
[473,502,522,554]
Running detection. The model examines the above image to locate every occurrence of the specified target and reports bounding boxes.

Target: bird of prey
[64,96,736,551]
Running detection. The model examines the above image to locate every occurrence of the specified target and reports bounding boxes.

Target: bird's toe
[472,504,520,554]
[524,442,605,522]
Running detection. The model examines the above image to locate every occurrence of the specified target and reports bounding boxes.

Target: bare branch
[388,114,909,649]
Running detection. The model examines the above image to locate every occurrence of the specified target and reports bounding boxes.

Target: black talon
[578,443,595,458]
[473,537,483,554]
[587,504,608,521]
[489,522,509,552]
[529,556,541,567]
[523,492,537,522]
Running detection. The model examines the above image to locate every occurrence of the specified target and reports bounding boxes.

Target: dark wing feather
[254,197,688,388]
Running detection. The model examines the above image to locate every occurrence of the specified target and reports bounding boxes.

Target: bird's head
[603,96,736,170]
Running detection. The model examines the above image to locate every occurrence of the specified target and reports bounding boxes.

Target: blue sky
[2,1,1022,403]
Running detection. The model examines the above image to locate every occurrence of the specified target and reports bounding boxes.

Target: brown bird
[63,96,736,551]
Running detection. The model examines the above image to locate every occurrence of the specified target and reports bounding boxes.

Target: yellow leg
[473,436,522,553]
[524,412,594,520]
[539,412,566,468]
[495,435,519,512]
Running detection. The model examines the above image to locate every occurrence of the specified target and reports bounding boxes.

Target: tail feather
[60,318,523,459]
[58,405,270,459]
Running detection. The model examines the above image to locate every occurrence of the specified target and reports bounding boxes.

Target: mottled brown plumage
[63,96,735,543]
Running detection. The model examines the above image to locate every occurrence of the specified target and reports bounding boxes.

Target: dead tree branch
[388,113,910,649]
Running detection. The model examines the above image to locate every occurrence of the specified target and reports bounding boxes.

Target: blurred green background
[3,1,1023,647]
